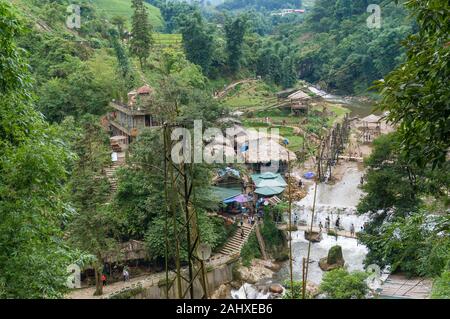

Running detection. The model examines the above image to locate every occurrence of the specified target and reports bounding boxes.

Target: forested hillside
[218,0,302,11]
[149,0,413,95]
[292,0,414,94]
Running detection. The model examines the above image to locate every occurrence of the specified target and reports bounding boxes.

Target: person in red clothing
[101,274,107,286]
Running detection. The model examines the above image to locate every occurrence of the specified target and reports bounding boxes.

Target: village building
[107,85,161,146]
[356,114,393,144]
[215,125,297,174]
[277,88,312,116]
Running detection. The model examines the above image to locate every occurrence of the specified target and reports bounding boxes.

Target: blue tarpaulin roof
[210,187,241,203]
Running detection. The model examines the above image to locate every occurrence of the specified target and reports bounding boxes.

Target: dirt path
[215,79,257,99]
[66,252,236,299]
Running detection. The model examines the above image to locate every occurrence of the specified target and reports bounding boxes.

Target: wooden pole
[302,138,322,299]
[287,150,294,297]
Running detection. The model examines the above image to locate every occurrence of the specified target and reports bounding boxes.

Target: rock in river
[319,245,345,271]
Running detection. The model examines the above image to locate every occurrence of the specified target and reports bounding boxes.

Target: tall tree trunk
[93,265,103,296]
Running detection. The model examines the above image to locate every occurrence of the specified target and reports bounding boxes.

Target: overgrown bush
[432,270,450,299]
[261,210,284,254]
[319,269,369,299]
[282,280,308,299]
[240,232,261,267]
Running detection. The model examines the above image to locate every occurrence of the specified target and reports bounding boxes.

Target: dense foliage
[240,232,261,267]
[319,269,369,299]
[67,116,119,296]
[0,0,74,298]
[358,133,449,277]
[293,0,413,94]
[377,0,450,168]
[130,0,154,68]
[218,0,302,11]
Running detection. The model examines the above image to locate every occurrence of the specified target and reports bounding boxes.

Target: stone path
[67,253,237,300]
[66,223,251,299]
[219,223,254,256]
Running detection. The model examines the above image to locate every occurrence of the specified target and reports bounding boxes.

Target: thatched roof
[288,90,311,101]
[361,114,382,123]
[242,139,297,163]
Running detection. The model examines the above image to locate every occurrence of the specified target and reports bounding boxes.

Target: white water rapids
[233,163,370,298]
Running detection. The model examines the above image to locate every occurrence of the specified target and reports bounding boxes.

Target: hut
[213,167,244,189]
[358,114,383,143]
[242,139,297,174]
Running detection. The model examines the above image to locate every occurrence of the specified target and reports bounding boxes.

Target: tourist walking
[325,216,330,230]
[101,274,107,286]
[241,227,245,239]
[123,268,130,282]
[335,217,341,230]
[350,223,355,237]
[319,222,323,233]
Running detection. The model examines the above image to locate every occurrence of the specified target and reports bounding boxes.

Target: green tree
[281,56,297,89]
[357,133,449,276]
[357,133,420,217]
[67,116,119,296]
[224,15,247,74]
[109,28,135,93]
[0,0,74,298]
[130,0,153,68]
[377,0,450,168]
[320,269,369,299]
[334,0,353,21]
[111,15,127,41]
[180,12,214,74]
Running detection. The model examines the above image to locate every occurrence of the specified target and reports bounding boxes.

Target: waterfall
[231,283,271,299]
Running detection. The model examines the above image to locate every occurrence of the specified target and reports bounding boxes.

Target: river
[308,86,378,118]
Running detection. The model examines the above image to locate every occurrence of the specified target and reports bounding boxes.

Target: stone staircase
[104,161,121,193]
[218,223,254,256]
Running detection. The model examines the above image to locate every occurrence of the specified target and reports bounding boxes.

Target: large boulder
[305,230,322,242]
[269,284,284,294]
[236,260,273,284]
[211,284,231,299]
[319,245,345,271]
[261,260,282,272]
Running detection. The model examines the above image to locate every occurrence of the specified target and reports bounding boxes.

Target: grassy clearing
[221,81,278,110]
[153,33,182,46]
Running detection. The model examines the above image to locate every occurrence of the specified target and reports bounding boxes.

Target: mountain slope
[92,0,163,29]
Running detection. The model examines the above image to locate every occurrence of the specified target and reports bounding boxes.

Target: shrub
[320,269,369,299]
[240,232,261,267]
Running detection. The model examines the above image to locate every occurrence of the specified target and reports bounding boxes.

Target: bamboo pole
[302,138,322,299]
[287,149,294,296]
